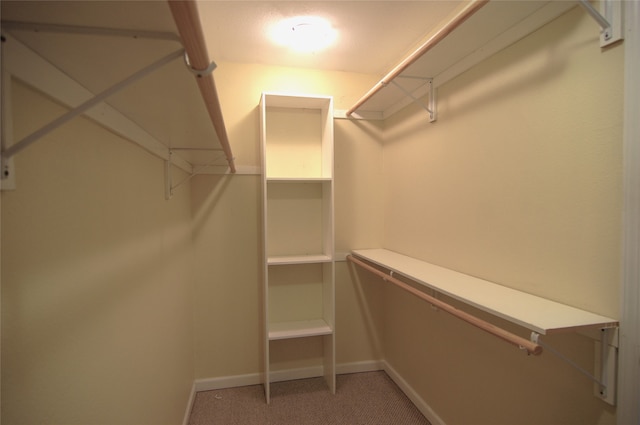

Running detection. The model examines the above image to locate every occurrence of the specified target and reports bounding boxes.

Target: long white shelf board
[268,319,333,341]
[351,249,618,335]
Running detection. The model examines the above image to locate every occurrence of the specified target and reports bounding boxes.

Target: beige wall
[379,6,622,425]
[191,63,386,379]
[1,81,195,424]
[2,4,623,424]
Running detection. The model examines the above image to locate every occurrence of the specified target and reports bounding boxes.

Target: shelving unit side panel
[321,98,334,178]
[323,333,336,394]
[322,182,335,260]
[322,262,336,328]
[259,93,271,403]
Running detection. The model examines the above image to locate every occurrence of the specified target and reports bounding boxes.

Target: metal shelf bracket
[578,0,623,47]
[164,148,232,200]
[531,328,618,405]
[1,36,16,191]
[389,78,437,122]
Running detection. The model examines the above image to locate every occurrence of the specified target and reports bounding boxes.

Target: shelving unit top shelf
[262,92,333,109]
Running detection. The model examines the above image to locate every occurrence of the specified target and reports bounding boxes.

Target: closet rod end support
[184,51,217,78]
[578,0,623,47]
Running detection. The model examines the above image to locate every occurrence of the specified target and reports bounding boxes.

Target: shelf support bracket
[578,0,623,47]
[165,149,231,200]
[531,329,617,405]
[165,152,173,200]
[1,36,16,191]
[389,79,437,122]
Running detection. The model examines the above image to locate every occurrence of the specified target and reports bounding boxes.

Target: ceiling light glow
[271,16,337,53]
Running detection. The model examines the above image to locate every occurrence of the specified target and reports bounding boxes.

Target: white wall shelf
[268,319,333,341]
[352,248,618,335]
[349,248,620,404]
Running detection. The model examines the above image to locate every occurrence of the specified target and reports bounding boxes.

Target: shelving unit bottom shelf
[268,319,333,340]
[268,254,332,265]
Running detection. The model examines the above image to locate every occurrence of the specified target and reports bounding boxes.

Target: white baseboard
[270,365,324,383]
[181,383,196,425]
[382,360,446,425]
[337,359,385,374]
[184,359,444,425]
[193,360,384,393]
[194,371,261,392]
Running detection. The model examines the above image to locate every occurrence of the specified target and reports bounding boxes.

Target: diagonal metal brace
[577,0,623,47]
[578,0,611,38]
[531,329,617,404]
[2,48,184,159]
[390,79,437,122]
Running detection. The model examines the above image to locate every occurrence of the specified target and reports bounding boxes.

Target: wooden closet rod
[167,0,236,173]
[346,255,543,356]
[346,0,489,117]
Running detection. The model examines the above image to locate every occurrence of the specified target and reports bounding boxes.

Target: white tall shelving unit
[259,92,335,403]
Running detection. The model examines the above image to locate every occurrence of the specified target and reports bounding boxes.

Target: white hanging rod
[346,0,489,117]
[347,254,543,356]
[167,0,236,174]
[0,21,181,42]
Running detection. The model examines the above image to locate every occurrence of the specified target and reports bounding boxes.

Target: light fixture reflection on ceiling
[271,16,337,53]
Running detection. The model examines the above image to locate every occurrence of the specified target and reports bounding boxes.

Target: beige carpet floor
[188,371,431,425]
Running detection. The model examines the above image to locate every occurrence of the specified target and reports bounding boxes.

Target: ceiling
[196,1,463,75]
[1,0,464,77]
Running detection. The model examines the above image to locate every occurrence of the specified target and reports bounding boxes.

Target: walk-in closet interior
[1,1,639,424]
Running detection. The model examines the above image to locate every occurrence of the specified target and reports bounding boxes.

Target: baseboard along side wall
[181,383,197,425]
[184,359,445,425]
[193,360,384,393]
[381,360,447,425]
